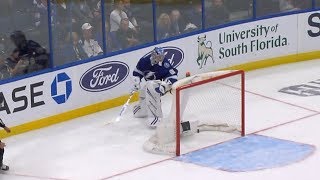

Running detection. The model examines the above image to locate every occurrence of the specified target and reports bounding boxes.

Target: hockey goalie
[132,47,176,127]
[132,47,244,155]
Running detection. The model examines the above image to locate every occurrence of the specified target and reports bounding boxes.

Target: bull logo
[197,35,214,69]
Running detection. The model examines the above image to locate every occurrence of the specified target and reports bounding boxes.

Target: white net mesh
[143,70,244,155]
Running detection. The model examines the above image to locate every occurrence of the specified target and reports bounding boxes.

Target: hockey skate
[1,164,9,171]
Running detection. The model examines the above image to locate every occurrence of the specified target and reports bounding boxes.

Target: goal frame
[175,70,245,156]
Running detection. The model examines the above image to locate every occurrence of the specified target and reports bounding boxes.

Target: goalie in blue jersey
[132,47,178,128]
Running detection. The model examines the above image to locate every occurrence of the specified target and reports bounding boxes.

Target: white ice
[1,59,320,180]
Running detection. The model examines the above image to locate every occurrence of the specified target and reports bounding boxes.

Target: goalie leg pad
[133,87,147,118]
[133,104,147,118]
[147,116,161,128]
[145,81,163,127]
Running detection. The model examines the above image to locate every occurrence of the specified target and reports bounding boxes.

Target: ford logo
[143,46,184,68]
[80,61,129,92]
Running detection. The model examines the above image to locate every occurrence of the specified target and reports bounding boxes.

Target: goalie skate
[1,164,9,171]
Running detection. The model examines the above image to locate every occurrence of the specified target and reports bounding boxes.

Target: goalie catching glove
[155,80,171,96]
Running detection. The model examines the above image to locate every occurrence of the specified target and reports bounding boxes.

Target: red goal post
[144,70,245,156]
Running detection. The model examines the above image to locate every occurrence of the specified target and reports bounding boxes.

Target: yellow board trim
[0,93,139,138]
[221,51,320,71]
[1,50,320,138]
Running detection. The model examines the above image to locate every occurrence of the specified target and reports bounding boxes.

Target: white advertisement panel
[298,11,320,52]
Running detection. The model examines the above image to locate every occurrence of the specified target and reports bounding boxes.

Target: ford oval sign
[143,46,184,68]
[80,61,129,92]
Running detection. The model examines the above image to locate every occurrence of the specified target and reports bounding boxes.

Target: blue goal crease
[175,134,315,172]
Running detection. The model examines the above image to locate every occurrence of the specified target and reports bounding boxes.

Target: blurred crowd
[256,0,312,16]
[0,0,314,80]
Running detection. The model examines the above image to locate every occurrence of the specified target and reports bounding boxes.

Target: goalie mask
[150,47,165,65]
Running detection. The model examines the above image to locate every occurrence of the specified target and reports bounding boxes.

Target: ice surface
[2,59,320,180]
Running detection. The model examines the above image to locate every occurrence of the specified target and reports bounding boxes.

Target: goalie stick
[0,118,11,133]
[0,118,5,127]
[105,90,135,125]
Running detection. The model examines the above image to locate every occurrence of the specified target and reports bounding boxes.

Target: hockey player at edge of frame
[0,118,11,171]
[132,47,199,135]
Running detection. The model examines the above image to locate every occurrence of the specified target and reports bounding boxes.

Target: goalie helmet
[151,47,165,65]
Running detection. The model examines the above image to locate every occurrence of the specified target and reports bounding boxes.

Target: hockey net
[143,70,245,156]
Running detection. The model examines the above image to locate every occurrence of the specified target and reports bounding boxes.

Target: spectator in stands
[4,48,29,77]
[255,0,280,16]
[122,0,138,28]
[64,32,88,61]
[183,22,198,33]
[170,9,182,36]
[279,0,311,12]
[71,31,87,59]
[0,1,12,35]
[105,20,122,52]
[88,0,103,34]
[9,30,49,73]
[110,0,136,32]
[0,34,9,57]
[93,20,104,49]
[87,16,121,53]
[11,0,35,33]
[31,0,50,47]
[157,13,173,40]
[81,23,103,57]
[279,0,299,12]
[0,56,10,80]
[184,1,202,31]
[205,0,230,27]
[115,18,140,49]
[127,1,154,44]
[0,37,8,79]
[71,0,94,24]
[103,0,115,13]
[294,0,311,10]
[92,0,102,21]
[51,0,70,39]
